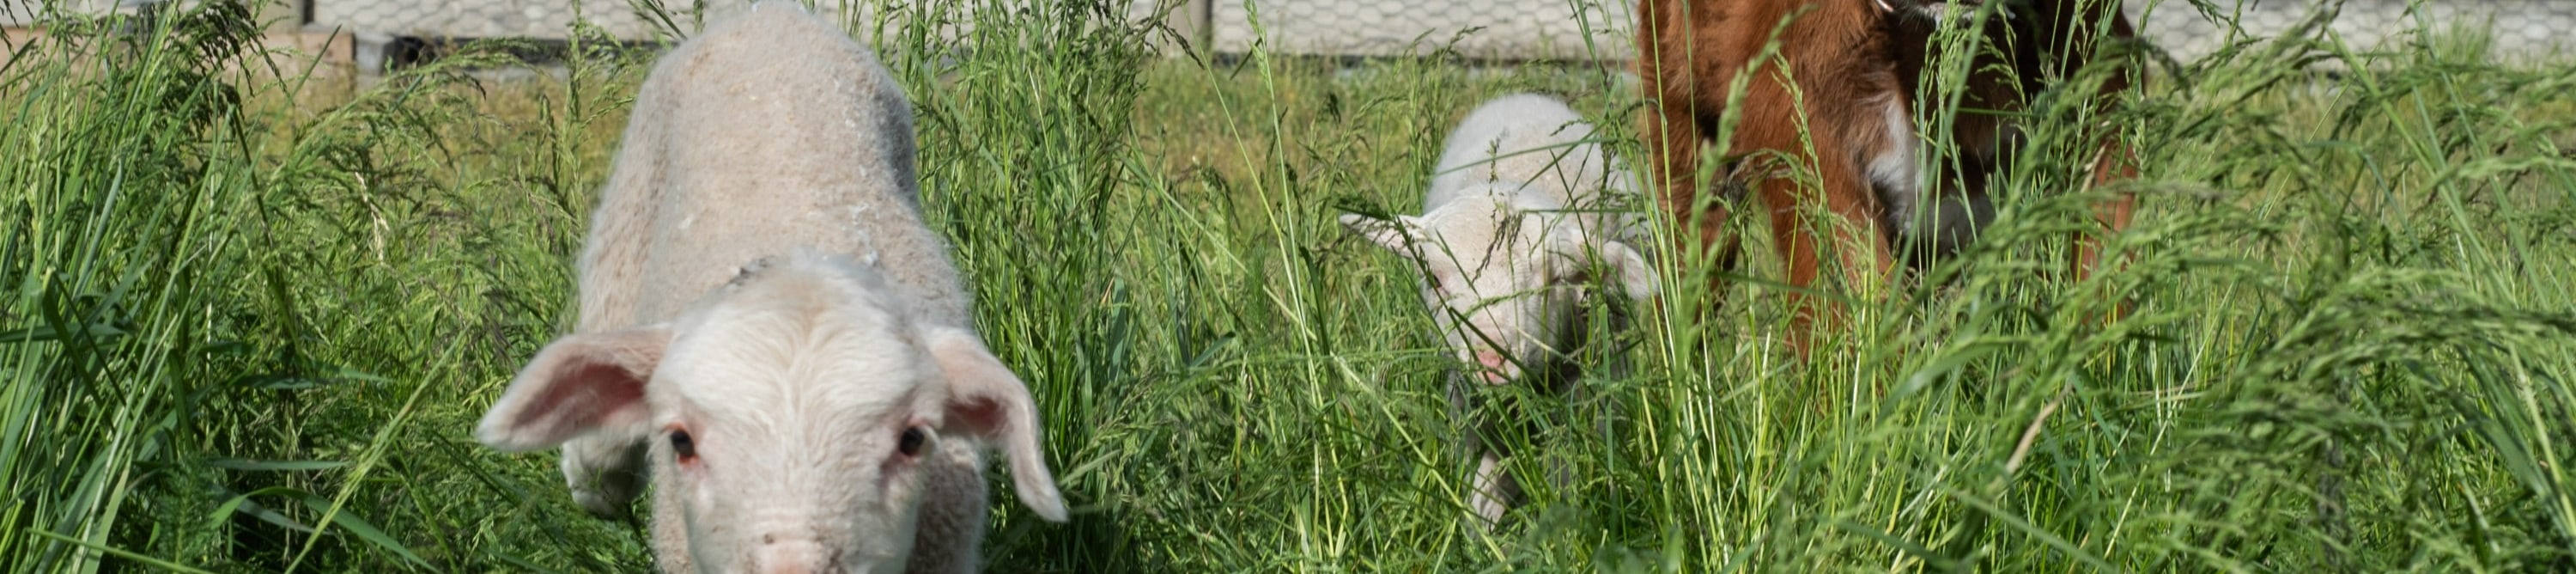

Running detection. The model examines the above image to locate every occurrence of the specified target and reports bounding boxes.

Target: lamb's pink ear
[1339,213,1427,254]
[1552,231,1660,300]
[927,329,1068,522]
[476,327,671,451]
[1595,240,1659,299]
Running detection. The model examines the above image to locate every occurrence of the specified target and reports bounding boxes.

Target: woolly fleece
[550,4,1035,571]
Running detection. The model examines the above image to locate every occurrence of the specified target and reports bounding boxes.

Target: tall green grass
[3,0,2573,571]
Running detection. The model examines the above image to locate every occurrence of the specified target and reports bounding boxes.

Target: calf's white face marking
[1867,96,1928,239]
[1862,89,2012,254]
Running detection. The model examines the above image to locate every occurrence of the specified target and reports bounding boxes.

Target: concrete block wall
[2136,0,2576,64]
[3,0,303,30]
[303,0,1192,41]
[313,0,645,39]
[1208,0,1632,61]
[313,0,836,40]
[1196,0,2576,63]
[10,1,2575,65]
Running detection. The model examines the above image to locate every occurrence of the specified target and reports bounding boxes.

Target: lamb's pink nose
[1473,351,1510,384]
[756,540,840,574]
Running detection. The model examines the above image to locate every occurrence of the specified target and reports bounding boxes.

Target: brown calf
[1636,0,2141,350]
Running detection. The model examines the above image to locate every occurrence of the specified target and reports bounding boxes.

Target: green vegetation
[4,0,2573,571]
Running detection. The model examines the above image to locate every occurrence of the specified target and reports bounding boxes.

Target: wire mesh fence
[1191,0,2576,63]
[8,1,2573,64]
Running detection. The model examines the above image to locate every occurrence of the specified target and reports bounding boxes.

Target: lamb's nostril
[755,538,840,574]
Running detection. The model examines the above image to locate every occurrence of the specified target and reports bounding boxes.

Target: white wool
[476,4,1064,573]
[1340,94,1658,526]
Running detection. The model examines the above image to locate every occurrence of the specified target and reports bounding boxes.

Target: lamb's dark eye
[897,426,927,457]
[669,430,697,461]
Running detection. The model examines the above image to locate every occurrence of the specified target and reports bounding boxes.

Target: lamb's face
[1343,191,1656,385]
[476,254,1067,574]
[650,266,945,572]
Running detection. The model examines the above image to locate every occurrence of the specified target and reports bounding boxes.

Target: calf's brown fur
[1636,0,2141,350]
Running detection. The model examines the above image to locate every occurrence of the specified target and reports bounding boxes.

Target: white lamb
[473,4,1066,573]
[1339,94,1659,526]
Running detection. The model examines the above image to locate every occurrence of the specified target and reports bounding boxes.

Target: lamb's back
[1423,95,1636,239]
[580,5,973,333]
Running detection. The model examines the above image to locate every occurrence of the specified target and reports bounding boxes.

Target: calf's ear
[477,327,671,451]
[927,329,1069,522]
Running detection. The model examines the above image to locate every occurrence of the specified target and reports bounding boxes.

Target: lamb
[472,3,1066,572]
[1338,94,1659,526]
